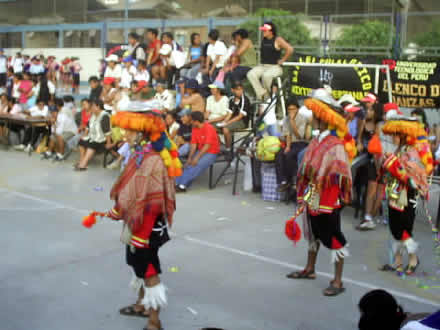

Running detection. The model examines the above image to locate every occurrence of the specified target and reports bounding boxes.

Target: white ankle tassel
[142,283,167,311]
[404,238,419,254]
[130,275,144,294]
[331,246,350,264]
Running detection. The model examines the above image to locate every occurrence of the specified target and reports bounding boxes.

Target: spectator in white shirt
[42,106,78,161]
[153,80,175,113]
[0,48,7,88]
[12,53,24,74]
[120,56,137,89]
[206,81,230,124]
[103,54,122,88]
[134,60,150,83]
[203,29,228,83]
[14,99,49,152]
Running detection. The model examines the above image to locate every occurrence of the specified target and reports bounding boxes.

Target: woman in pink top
[18,72,32,107]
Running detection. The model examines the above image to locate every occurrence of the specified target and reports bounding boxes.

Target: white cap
[337,94,360,106]
[159,44,172,56]
[105,54,119,62]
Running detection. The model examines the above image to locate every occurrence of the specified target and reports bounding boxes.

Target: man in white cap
[104,54,122,87]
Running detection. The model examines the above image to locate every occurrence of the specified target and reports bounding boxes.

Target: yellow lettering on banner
[431,85,440,97]
[393,96,435,108]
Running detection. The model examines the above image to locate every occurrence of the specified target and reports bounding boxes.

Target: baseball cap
[178,108,191,117]
[122,56,133,63]
[383,102,402,114]
[105,54,119,62]
[159,44,172,56]
[103,77,116,85]
[208,81,225,89]
[337,94,360,106]
[259,23,273,32]
[361,92,377,103]
[343,104,361,113]
[136,80,148,92]
[185,79,199,90]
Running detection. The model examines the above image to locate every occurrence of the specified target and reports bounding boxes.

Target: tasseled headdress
[111,111,182,177]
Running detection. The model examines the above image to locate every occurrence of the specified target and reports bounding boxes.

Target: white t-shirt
[120,65,137,89]
[169,121,180,136]
[260,95,277,126]
[29,105,48,117]
[134,70,150,83]
[13,57,24,73]
[206,40,228,68]
[104,64,122,79]
[154,89,175,111]
[12,83,20,99]
[54,112,78,136]
[47,80,56,95]
[0,55,7,74]
[206,95,230,121]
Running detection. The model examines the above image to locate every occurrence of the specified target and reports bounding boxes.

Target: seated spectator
[202,29,228,84]
[165,112,180,140]
[88,76,103,101]
[154,80,175,113]
[42,105,78,161]
[176,108,192,157]
[79,98,91,133]
[247,22,293,100]
[275,96,312,192]
[14,99,49,152]
[103,54,122,88]
[6,67,14,98]
[180,79,205,113]
[62,95,77,118]
[175,111,220,192]
[76,100,112,171]
[101,77,118,113]
[120,56,137,89]
[180,33,203,80]
[18,72,33,109]
[175,78,187,109]
[137,80,155,100]
[134,60,150,83]
[146,29,162,76]
[206,81,230,126]
[0,94,9,140]
[127,32,146,62]
[217,81,251,148]
[225,29,256,87]
[26,77,39,109]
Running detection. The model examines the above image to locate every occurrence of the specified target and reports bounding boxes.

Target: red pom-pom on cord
[82,211,107,228]
[285,218,302,245]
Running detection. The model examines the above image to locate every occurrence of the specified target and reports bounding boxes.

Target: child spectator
[18,72,32,109]
[180,79,205,113]
[180,33,203,80]
[165,112,180,140]
[14,99,49,152]
[100,77,117,113]
[88,76,103,102]
[154,80,175,113]
[42,105,78,161]
[76,99,112,171]
[176,108,192,157]
[103,54,122,87]
[79,98,92,133]
[12,52,24,74]
[120,56,137,89]
[134,60,150,82]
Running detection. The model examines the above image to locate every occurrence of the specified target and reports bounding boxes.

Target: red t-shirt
[191,122,220,154]
[148,39,162,65]
[81,109,91,127]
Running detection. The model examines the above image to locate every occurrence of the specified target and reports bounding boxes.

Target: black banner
[379,59,440,108]
[288,55,375,101]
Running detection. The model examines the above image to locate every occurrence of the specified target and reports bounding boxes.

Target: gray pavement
[0,148,439,330]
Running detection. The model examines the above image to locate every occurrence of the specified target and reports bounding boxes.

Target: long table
[0,113,49,155]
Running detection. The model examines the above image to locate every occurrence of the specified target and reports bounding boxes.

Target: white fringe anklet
[141,283,167,311]
[330,245,350,264]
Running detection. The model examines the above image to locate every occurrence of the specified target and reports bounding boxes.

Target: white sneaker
[358,220,376,231]
[14,144,26,151]
[24,144,33,153]
[53,154,65,162]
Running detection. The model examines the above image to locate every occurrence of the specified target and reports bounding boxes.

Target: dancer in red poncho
[107,111,180,330]
[286,89,355,297]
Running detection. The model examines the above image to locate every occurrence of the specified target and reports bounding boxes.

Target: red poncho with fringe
[110,152,176,248]
[297,134,352,216]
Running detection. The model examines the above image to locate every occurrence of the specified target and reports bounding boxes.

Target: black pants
[22,126,49,147]
[275,141,308,184]
[310,209,347,250]
[388,189,416,241]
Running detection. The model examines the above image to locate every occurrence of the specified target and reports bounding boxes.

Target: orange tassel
[367,134,382,155]
[82,211,107,229]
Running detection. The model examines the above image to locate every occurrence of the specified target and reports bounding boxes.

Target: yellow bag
[35,135,48,154]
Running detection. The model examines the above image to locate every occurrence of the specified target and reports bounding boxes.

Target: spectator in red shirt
[79,98,91,133]
[146,28,162,79]
[175,111,219,192]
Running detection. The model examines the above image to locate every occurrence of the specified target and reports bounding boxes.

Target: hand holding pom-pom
[285,218,302,245]
[82,213,97,228]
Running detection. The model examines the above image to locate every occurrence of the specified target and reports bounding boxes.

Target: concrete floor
[0,148,439,330]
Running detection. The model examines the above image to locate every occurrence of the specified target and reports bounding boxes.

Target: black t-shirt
[177,123,192,142]
[89,85,103,102]
[229,94,251,126]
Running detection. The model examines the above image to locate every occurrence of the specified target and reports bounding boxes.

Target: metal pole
[386,66,393,103]
[124,0,129,43]
[277,77,286,118]
[374,67,379,94]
